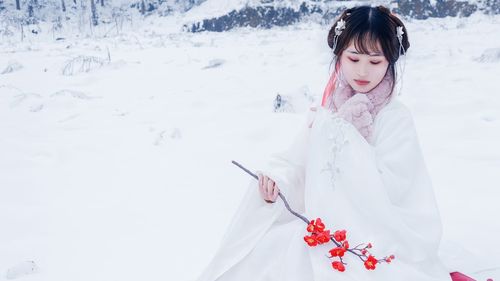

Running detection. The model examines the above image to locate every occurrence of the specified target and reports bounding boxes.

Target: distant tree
[140,0,145,15]
[16,0,21,10]
[485,0,500,14]
[26,0,38,24]
[61,0,66,12]
[90,0,98,25]
[51,15,63,38]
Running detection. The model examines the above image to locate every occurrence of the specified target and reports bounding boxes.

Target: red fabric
[450,271,478,281]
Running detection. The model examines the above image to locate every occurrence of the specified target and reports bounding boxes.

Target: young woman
[196,5,476,281]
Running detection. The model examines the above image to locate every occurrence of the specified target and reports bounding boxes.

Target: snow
[0,11,499,281]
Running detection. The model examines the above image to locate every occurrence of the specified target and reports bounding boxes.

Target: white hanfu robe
[196,95,455,281]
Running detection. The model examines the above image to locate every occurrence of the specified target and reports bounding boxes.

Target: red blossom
[333,230,347,242]
[306,222,315,232]
[307,218,326,233]
[332,261,345,272]
[329,247,346,257]
[364,255,378,270]
[315,218,326,231]
[316,230,331,244]
[385,255,396,263]
[304,235,318,246]
[302,217,393,272]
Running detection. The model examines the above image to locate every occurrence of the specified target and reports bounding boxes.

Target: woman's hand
[257,172,280,203]
[337,93,374,139]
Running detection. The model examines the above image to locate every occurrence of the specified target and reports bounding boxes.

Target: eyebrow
[347,50,383,57]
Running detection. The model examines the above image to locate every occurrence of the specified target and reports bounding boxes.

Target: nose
[357,62,369,77]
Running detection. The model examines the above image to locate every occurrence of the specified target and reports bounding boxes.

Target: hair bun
[376,5,392,14]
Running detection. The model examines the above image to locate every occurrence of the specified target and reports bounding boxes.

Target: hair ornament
[396,26,405,57]
[395,25,407,96]
[335,18,346,36]
[396,26,404,39]
[332,18,346,52]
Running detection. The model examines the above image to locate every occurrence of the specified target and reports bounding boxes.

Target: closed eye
[349,58,381,65]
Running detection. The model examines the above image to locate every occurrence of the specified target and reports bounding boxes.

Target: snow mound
[475,47,500,63]
[274,85,316,113]
[5,261,39,280]
[1,60,23,74]
[62,55,110,76]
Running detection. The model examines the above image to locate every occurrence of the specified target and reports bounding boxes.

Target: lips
[354,79,370,86]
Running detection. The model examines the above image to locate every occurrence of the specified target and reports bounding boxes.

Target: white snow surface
[0,11,499,281]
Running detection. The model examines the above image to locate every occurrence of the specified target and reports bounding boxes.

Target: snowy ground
[1,11,500,281]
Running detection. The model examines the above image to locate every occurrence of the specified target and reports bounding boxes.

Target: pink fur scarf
[321,66,394,143]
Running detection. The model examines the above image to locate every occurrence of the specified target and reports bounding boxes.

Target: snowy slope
[0,10,500,281]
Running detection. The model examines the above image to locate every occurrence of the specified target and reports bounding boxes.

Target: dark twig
[231,160,309,224]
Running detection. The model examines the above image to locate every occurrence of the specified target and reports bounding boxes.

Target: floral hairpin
[396,26,405,57]
[332,18,346,51]
[335,18,346,36]
[396,26,404,42]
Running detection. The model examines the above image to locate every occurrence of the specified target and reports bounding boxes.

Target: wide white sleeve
[372,105,444,256]
[260,109,316,222]
[195,109,316,281]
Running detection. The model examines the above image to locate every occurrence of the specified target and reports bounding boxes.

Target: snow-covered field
[1,11,499,281]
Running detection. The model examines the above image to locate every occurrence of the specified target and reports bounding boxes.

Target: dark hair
[327,5,410,94]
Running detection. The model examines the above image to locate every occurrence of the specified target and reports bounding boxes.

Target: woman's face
[339,40,389,93]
